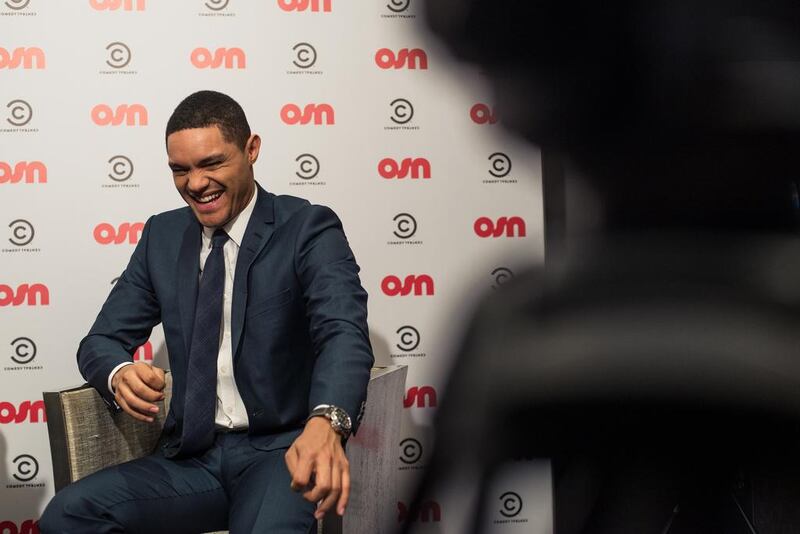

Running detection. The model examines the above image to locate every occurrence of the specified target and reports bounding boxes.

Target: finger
[144,365,166,391]
[285,447,300,484]
[124,371,164,402]
[115,391,154,423]
[316,461,341,519]
[305,455,331,504]
[290,453,314,492]
[337,458,350,515]
[117,382,159,417]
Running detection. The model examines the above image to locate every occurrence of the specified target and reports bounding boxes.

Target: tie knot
[211,229,229,249]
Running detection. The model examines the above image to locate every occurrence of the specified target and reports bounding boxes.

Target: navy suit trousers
[39,432,316,534]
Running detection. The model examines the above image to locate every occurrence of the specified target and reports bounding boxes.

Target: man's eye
[172,169,187,176]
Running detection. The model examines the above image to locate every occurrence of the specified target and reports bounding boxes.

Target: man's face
[167,126,260,228]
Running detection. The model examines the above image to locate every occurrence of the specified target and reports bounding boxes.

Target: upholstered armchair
[43,365,406,534]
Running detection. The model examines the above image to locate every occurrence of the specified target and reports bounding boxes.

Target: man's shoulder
[147,206,196,235]
[270,193,337,225]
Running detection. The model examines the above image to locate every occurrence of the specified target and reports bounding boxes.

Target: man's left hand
[285,417,350,519]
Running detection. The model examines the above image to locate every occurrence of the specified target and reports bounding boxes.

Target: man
[40,90,374,533]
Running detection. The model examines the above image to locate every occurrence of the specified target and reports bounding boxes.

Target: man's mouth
[191,191,223,204]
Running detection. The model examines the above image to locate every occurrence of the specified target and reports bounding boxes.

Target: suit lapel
[177,219,202,356]
[231,184,276,358]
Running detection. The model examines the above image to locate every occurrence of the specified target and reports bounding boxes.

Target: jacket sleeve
[294,205,374,433]
[77,216,161,408]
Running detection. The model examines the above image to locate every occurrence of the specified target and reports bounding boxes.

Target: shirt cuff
[108,361,135,394]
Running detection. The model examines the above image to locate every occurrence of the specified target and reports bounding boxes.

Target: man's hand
[285,417,350,519]
[111,362,166,423]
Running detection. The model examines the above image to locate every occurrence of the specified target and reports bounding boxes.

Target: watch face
[330,407,352,433]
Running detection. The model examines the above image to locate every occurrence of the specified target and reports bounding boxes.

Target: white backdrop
[1,1,548,531]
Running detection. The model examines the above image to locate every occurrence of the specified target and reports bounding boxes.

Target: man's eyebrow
[197,154,226,167]
[168,161,187,170]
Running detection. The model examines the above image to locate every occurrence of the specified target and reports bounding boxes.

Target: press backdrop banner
[1,1,547,531]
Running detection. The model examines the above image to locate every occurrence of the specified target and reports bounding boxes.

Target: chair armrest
[43,373,173,491]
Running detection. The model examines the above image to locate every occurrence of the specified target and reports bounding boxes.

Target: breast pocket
[246,287,293,319]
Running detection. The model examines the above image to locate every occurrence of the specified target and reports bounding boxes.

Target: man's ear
[246,134,261,165]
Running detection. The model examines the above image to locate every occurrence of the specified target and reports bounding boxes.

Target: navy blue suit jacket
[78,184,374,454]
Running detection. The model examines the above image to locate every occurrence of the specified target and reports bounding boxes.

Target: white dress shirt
[109,190,255,429]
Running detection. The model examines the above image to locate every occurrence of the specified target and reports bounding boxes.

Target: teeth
[196,191,222,204]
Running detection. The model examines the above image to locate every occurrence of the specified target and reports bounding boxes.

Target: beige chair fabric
[44,365,407,534]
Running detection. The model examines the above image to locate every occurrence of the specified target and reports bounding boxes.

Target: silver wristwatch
[306,405,352,439]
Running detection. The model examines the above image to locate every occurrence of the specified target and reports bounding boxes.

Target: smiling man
[40,90,374,533]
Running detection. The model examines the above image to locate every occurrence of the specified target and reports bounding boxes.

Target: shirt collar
[201,185,257,248]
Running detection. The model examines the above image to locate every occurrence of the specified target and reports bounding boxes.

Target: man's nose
[186,170,209,192]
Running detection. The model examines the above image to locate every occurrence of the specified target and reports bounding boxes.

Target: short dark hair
[165,90,251,150]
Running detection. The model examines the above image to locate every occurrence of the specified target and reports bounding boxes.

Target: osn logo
[398,501,441,523]
[399,437,422,464]
[93,222,144,244]
[381,275,433,296]
[474,216,526,238]
[278,0,331,12]
[280,103,334,125]
[375,48,427,70]
[0,162,46,184]
[0,401,46,424]
[8,219,34,247]
[191,47,246,69]
[0,48,45,70]
[404,386,437,408]
[10,337,36,365]
[0,520,39,534]
[91,104,148,126]
[0,284,49,307]
[378,157,430,179]
[134,341,153,362]
[90,0,145,10]
[471,103,497,124]
[6,99,33,127]
[11,454,39,482]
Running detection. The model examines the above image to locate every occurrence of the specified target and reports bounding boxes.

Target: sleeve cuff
[108,361,135,394]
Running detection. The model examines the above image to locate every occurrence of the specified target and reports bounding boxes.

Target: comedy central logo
[289,154,326,187]
[7,454,42,488]
[2,0,35,15]
[391,325,425,359]
[387,213,422,246]
[2,219,39,253]
[6,337,42,371]
[2,99,36,133]
[484,152,517,184]
[491,267,514,290]
[287,42,322,75]
[385,98,419,131]
[494,491,529,524]
[10,337,36,365]
[100,42,137,75]
[382,0,414,18]
[7,219,34,246]
[199,0,235,16]
[103,155,138,189]
[399,438,423,470]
